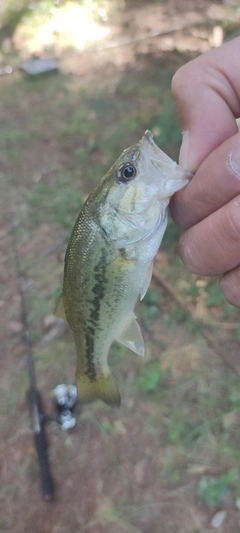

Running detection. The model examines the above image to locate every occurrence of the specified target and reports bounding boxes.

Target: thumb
[172,37,240,172]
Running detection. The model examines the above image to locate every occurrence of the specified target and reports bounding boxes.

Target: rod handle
[34,426,54,501]
[27,387,54,501]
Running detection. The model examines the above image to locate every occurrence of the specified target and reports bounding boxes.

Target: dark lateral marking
[85,332,95,380]
[85,247,108,380]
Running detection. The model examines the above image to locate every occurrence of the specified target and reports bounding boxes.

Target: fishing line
[10,205,77,502]
[11,215,54,501]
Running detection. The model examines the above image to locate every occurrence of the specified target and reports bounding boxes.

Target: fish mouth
[139,130,178,170]
[139,130,160,155]
[139,130,192,190]
[142,130,154,143]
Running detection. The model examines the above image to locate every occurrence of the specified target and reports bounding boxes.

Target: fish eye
[117,163,137,183]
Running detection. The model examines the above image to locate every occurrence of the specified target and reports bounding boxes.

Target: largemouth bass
[55,131,191,407]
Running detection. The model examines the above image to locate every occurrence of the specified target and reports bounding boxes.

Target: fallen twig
[152,265,240,375]
[39,233,70,258]
[208,321,240,330]
[97,18,219,50]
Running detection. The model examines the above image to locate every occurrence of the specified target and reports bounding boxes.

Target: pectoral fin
[116,313,144,357]
[140,261,154,300]
[54,294,67,321]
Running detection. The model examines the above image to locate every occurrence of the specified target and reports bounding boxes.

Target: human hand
[170,36,240,307]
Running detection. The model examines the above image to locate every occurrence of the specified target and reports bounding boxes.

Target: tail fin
[77,371,121,407]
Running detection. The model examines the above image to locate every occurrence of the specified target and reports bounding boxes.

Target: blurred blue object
[21,57,58,75]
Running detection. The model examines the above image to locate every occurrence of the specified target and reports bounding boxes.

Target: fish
[55,130,191,407]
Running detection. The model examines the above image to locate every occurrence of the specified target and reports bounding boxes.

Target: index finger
[170,131,240,229]
[172,37,240,172]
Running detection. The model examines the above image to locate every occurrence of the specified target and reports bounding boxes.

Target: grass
[136,360,165,392]
[150,93,182,153]
[197,468,239,507]
[133,322,240,485]
[0,368,29,421]
[27,176,83,230]
[204,280,226,307]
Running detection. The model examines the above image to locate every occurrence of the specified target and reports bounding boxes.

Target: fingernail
[179,131,190,169]
[228,145,240,179]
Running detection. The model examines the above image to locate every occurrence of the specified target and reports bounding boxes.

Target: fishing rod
[11,217,77,502]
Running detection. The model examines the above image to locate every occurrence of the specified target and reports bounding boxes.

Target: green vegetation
[136,361,165,392]
[150,93,182,152]
[140,289,162,327]
[205,280,226,307]
[28,177,83,229]
[197,469,238,507]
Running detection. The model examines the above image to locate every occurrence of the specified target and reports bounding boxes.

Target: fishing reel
[52,384,78,431]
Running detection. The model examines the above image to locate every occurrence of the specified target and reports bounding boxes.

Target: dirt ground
[2,1,240,532]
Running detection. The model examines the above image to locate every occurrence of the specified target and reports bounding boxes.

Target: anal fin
[116,313,144,357]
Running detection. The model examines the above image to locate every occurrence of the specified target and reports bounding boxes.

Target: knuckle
[172,59,202,101]
[178,233,201,274]
[171,65,191,99]
[224,197,240,244]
